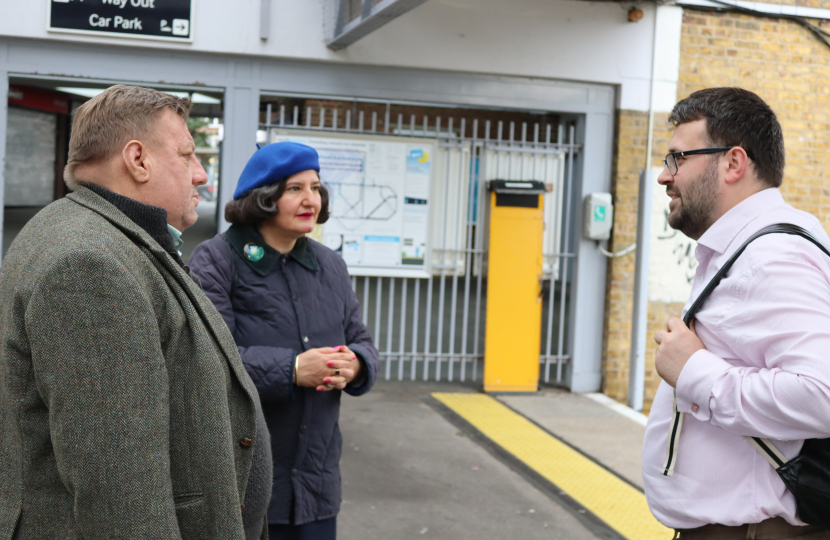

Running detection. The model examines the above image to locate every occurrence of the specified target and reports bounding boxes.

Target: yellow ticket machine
[484,180,546,393]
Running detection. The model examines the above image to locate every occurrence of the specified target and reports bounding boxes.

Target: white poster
[271,131,433,277]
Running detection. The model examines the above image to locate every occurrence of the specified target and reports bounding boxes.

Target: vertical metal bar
[362,276,369,326]
[332,109,338,130]
[371,111,377,132]
[351,275,356,292]
[385,278,395,380]
[436,118,453,381]
[280,104,285,127]
[473,122,490,381]
[293,105,299,127]
[508,122,515,180]
[543,150,556,385]
[460,119,477,382]
[375,277,383,368]
[423,115,428,136]
[398,279,407,380]
[359,110,365,132]
[410,114,415,136]
[346,110,351,131]
[319,108,325,129]
[306,107,312,128]
[397,113,403,134]
[424,276,434,381]
[556,126,576,383]
[447,118,466,381]
[265,103,272,127]
[411,278,421,380]
[384,103,390,134]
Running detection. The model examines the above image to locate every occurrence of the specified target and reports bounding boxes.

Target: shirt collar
[167,224,184,256]
[224,224,319,277]
[696,187,785,255]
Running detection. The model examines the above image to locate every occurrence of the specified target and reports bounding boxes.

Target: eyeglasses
[662,147,752,176]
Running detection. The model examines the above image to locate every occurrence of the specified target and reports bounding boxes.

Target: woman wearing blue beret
[190,141,379,540]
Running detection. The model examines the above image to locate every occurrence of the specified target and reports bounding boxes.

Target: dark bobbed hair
[669,87,784,188]
[224,177,330,226]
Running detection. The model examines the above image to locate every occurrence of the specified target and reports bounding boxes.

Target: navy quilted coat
[189,224,379,526]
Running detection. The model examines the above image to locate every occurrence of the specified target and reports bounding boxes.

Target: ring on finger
[335,368,341,376]
[326,383,334,388]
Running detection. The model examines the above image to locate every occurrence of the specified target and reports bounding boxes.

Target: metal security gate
[259,99,581,385]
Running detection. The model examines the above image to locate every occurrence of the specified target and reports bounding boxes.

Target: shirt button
[303,336,309,343]
[239,437,253,448]
[281,257,287,265]
[691,404,699,413]
[291,469,299,477]
[300,425,308,434]
[240,504,246,511]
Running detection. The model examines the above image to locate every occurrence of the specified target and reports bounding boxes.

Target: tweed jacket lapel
[66,186,255,402]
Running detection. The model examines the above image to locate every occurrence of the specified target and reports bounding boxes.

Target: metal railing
[259,101,581,384]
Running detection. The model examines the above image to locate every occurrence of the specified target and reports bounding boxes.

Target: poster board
[270,130,434,278]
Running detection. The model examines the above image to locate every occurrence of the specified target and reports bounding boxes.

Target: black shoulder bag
[684,222,830,527]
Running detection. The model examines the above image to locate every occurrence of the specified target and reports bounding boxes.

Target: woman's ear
[122,140,151,184]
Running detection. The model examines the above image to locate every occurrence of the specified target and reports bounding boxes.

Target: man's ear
[723,146,750,185]
[122,140,151,184]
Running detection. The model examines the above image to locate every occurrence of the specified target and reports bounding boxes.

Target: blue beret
[233,142,320,200]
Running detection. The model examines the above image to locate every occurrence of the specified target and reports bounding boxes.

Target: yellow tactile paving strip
[433,393,671,540]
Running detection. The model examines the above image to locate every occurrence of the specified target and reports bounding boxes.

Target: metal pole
[556,126,576,382]
[628,170,653,412]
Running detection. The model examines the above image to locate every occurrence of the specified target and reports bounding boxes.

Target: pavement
[338,380,656,540]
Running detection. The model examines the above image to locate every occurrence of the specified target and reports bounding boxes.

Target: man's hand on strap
[654,317,704,388]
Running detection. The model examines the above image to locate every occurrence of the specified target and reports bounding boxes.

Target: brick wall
[603,9,830,411]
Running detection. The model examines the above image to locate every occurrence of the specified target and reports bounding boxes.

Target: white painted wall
[2,0,682,111]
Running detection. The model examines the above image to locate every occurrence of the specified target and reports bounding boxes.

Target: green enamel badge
[243,243,265,262]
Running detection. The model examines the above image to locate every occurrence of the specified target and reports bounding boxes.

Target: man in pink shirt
[642,88,830,539]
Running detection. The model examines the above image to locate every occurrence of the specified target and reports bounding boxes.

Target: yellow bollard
[484,181,546,393]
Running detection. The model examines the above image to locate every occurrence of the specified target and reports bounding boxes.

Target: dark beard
[667,157,719,240]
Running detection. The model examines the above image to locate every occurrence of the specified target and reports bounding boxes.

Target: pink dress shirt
[642,188,830,529]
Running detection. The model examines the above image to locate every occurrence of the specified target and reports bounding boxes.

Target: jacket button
[303,336,309,343]
[300,425,307,434]
[240,504,246,511]
[239,438,253,448]
[291,468,299,477]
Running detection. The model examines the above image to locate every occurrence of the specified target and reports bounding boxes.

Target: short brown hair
[224,180,330,226]
[669,87,784,188]
[64,85,192,189]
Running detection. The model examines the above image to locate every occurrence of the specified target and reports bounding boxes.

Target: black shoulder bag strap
[662,222,830,527]
[662,223,830,477]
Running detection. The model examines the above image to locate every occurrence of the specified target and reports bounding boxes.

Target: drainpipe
[627,5,660,412]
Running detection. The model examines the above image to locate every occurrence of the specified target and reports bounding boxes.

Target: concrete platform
[338,381,652,540]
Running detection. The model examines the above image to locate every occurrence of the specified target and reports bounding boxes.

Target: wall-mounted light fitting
[628,7,644,22]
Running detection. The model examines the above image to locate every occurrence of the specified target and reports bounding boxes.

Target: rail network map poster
[271,132,433,277]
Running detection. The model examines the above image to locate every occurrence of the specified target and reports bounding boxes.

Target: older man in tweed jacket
[0,86,271,539]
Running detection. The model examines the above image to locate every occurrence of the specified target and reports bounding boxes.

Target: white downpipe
[627,6,661,412]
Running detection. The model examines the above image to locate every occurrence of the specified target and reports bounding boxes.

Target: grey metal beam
[328,0,431,50]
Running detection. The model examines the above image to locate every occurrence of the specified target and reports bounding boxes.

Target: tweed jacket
[0,186,263,539]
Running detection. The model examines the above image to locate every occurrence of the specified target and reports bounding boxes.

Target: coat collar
[224,224,319,276]
[66,185,257,405]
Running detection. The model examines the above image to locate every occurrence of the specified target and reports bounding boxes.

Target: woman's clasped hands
[295,345,361,391]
